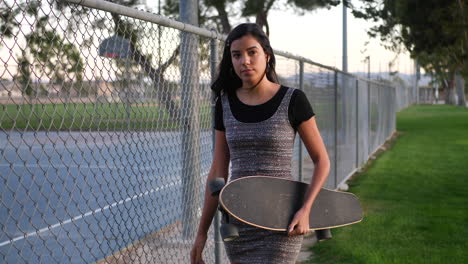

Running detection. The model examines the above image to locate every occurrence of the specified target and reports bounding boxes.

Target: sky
[0,0,416,82]
[146,0,416,76]
[267,3,415,75]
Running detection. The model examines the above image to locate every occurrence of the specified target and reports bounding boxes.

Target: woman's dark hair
[211,23,278,96]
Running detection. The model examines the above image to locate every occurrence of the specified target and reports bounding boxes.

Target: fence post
[334,71,338,188]
[298,61,304,182]
[368,80,371,157]
[355,79,359,168]
[210,38,223,264]
[378,83,382,144]
[180,0,201,239]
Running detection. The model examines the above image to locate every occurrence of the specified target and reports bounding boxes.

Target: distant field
[308,105,468,264]
[0,101,212,131]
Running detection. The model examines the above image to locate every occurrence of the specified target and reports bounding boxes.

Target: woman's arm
[191,130,230,263]
[288,116,330,235]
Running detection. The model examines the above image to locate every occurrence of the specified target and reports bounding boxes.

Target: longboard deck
[219,176,363,231]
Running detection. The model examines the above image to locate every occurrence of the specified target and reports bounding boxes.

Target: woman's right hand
[190,233,207,264]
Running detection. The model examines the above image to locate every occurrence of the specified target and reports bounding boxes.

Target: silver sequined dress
[221,87,303,264]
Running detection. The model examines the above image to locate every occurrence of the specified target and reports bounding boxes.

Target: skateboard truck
[219,207,239,241]
[210,178,240,241]
[315,229,332,242]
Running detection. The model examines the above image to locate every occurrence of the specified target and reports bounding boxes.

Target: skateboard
[210,176,363,242]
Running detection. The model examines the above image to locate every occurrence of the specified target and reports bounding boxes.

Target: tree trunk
[256,11,269,36]
[111,13,181,119]
[214,2,231,34]
[455,73,467,106]
[446,78,458,105]
[130,43,181,119]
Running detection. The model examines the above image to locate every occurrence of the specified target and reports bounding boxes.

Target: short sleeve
[214,96,225,131]
[289,89,315,129]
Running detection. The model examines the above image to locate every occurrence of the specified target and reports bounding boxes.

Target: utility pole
[158,0,161,67]
[342,1,348,73]
[367,56,371,80]
[180,0,201,239]
[341,1,348,152]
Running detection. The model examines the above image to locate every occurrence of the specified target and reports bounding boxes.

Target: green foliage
[242,0,267,16]
[162,0,180,18]
[2,0,182,112]
[163,0,340,34]
[352,1,463,53]
[111,13,140,44]
[309,105,468,264]
[15,49,33,97]
[351,0,468,82]
[3,0,85,97]
[0,2,21,39]
[288,0,340,11]
[163,0,232,33]
[27,28,84,84]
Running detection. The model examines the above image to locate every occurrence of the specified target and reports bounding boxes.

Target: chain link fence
[419,87,436,104]
[396,79,417,111]
[0,0,416,263]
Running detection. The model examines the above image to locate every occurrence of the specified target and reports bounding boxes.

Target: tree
[15,49,34,97]
[1,1,83,97]
[164,0,340,35]
[106,8,181,118]
[350,0,468,106]
[1,0,182,117]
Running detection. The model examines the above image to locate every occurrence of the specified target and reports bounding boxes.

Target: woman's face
[230,34,268,86]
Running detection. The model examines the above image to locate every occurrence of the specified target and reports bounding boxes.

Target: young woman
[190,23,330,264]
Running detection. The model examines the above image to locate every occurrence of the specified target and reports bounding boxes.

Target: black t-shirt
[215,86,315,131]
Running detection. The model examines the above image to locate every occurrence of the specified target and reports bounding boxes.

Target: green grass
[0,101,212,131]
[308,105,468,264]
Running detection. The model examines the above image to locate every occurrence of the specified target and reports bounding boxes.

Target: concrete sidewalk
[297,234,318,263]
[295,154,319,263]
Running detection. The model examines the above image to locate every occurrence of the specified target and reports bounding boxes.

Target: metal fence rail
[0,0,416,263]
[419,88,436,104]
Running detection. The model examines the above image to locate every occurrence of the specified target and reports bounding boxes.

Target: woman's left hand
[287,207,310,236]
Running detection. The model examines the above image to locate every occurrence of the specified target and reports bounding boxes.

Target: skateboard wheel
[315,229,332,242]
[220,223,239,242]
[209,178,225,196]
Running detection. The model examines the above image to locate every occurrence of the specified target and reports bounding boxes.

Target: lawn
[0,101,212,131]
[307,105,468,264]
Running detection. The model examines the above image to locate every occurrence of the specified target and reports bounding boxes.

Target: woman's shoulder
[278,85,305,102]
[289,87,307,102]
